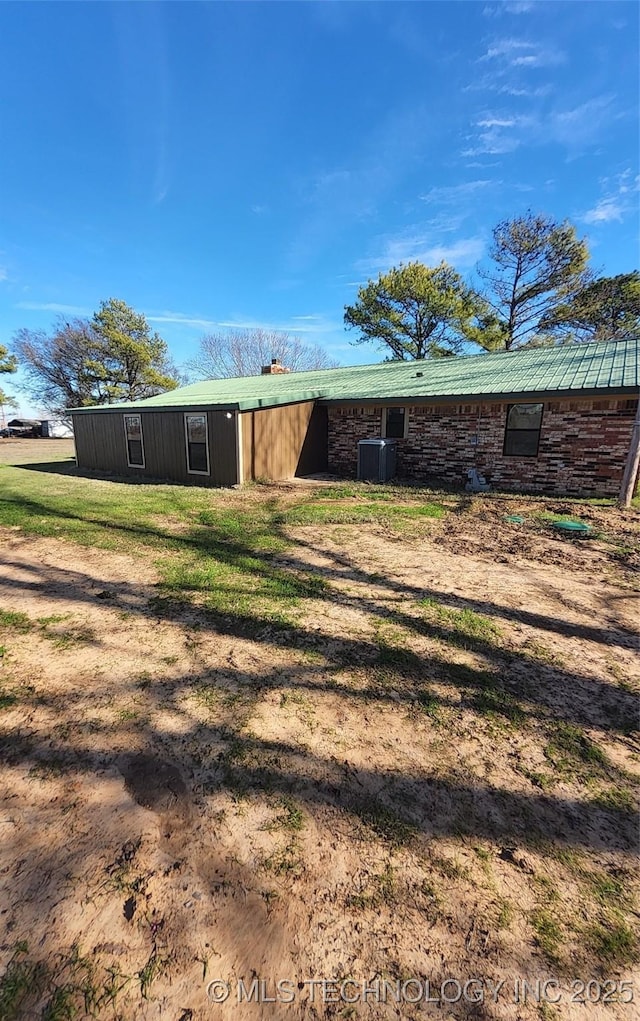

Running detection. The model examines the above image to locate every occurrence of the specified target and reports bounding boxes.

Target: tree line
[2,211,638,416]
[345,212,639,359]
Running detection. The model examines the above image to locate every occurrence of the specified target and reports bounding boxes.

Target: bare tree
[187,328,338,379]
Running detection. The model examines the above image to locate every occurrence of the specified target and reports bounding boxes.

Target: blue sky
[0,1,638,414]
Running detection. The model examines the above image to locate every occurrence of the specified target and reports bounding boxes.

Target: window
[503,403,543,457]
[124,414,144,467]
[185,414,209,474]
[383,407,407,438]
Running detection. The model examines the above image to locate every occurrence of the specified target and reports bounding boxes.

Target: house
[69,338,640,498]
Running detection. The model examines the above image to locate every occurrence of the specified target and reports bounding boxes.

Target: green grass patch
[347,862,397,909]
[544,723,609,780]
[0,688,19,710]
[415,688,442,721]
[419,598,502,647]
[0,941,129,1020]
[0,945,46,1021]
[586,919,638,966]
[281,500,446,527]
[496,899,514,929]
[469,677,526,725]
[0,609,33,632]
[0,608,95,650]
[357,798,417,847]
[589,786,636,813]
[264,796,305,833]
[530,908,564,964]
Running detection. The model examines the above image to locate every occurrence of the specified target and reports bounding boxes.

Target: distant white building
[41,419,74,438]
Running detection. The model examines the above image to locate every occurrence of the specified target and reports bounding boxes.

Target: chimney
[261,358,290,375]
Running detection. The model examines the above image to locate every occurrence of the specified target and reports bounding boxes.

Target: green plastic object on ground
[504,515,525,524]
[551,519,592,536]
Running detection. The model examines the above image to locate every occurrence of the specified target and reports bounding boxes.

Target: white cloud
[462,113,529,156]
[216,315,341,336]
[357,233,485,274]
[582,169,640,225]
[550,96,614,147]
[463,95,615,157]
[483,1,534,16]
[480,37,565,68]
[421,179,495,204]
[146,310,341,336]
[582,198,625,225]
[476,117,517,129]
[146,312,220,330]
[498,84,552,97]
[463,76,553,98]
[464,160,503,169]
[15,301,90,315]
[0,267,7,283]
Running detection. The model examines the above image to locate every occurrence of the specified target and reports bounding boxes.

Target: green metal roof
[69,337,639,414]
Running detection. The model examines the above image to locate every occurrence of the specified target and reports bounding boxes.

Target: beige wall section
[242,408,253,482]
[72,409,238,486]
[240,401,328,481]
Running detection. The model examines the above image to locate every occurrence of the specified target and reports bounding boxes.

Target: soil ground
[0,439,638,1020]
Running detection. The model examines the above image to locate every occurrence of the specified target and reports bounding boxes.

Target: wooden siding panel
[72,414,92,467]
[297,404,328,475]
[241,411,253,482]
[246,401,327,480]
[208,411,239,486]
[70,410,238,486]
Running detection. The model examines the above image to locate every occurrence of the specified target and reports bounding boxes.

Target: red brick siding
[327,398,637,496]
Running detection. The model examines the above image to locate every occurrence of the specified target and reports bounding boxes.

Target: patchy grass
[0,607,96,649]
[356,798,417,848]
[264,796,305,833]
[530,908,564,965]
[0,945,45,1021]
[0,941,130,1020]
[0,609,33,632]
[281,500,446,528]
[1,445,639,1017]
[543,722,609,781]
[468,675,526,725]
[496,897,514,930]
[347,862,397,910]
[419,598,503,647]
[586,919,637,966]
[589,786,636,813]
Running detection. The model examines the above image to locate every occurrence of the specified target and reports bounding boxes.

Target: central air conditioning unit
[357,438,397,482]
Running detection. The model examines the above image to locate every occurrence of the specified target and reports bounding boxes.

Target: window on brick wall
[503,403,543,457]
[382,407,407,438]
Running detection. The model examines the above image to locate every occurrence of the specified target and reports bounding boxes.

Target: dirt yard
[0,440,638,1019]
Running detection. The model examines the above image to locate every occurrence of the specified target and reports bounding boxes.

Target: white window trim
[184,412,210,475]
[381,406,409,439]
[124,413,145,468]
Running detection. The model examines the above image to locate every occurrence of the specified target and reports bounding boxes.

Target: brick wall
[327,398,637,496]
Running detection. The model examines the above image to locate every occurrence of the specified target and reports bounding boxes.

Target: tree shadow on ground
[1,491,639,1017]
